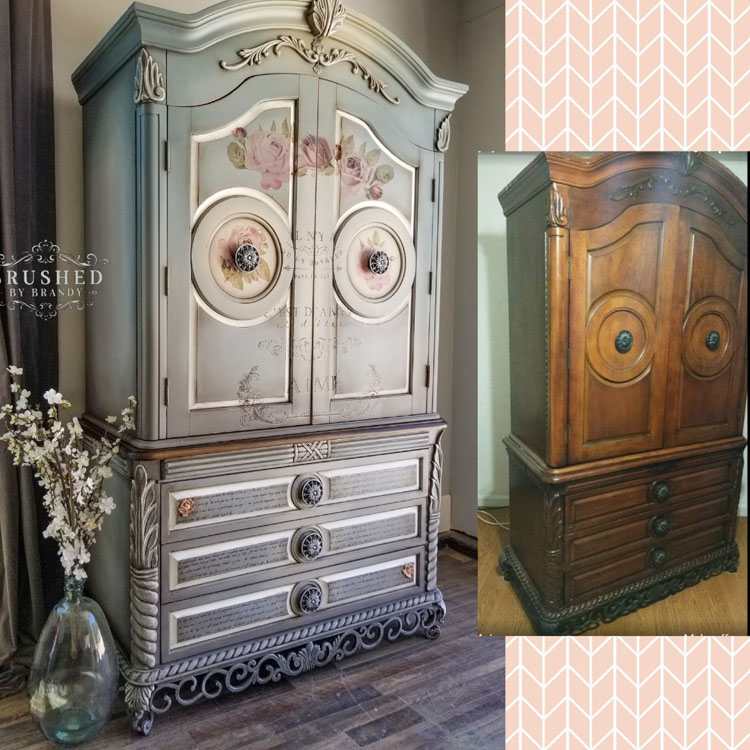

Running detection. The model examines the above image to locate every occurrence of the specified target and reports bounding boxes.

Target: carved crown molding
[134,49,165,104]
[220,0,399,105]
[436,114,451,152]
[608,173,736,226]
[675,152,701,175]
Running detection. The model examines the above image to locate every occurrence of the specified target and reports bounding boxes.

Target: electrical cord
[477,509,510,531]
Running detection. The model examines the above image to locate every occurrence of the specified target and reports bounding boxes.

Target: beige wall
[448,0,506,536]
[51,0,473,524]
[477,151,749,517]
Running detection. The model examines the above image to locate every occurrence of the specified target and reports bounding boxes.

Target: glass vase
[28,576,119,745]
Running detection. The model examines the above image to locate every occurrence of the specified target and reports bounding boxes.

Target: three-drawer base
[102,418,448,735]
[500,438,745,635]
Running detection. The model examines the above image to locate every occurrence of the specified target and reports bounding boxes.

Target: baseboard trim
[439,530,477,559]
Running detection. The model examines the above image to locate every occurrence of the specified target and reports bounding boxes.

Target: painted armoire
[72,0,466,732]
[498,152,747,635]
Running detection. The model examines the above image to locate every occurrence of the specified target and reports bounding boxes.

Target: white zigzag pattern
[507,636,750,750]
[506,0,750,150]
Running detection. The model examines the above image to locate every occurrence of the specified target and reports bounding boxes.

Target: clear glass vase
[28,575,118,745]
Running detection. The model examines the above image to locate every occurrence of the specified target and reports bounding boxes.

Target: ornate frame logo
[0,240,108,320]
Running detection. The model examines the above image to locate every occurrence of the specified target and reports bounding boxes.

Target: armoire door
[166,74,317,437]
[568,204,680,462]
[310,81,434,424]
[664,208,748,446]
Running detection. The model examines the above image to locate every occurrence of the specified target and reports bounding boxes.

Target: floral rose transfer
[297,134,336,176]
[217,223,272,291]
[227,120,291,191]
[338,134,395,201]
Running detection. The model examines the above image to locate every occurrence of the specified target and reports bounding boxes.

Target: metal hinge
[164,378,169,407]
[428,271,433,294]
[163,141,170,172]
[164,266,170,296]
[425,365,431,388]
[332,374,337,391]
[431,179,436,202]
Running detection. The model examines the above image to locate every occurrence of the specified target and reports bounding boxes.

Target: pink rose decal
[244,130,290,190]
[297,134,336,176]
[226,119,291,192]
[337,133,395,201]
[340,152,373,194]
[366,181,384,201]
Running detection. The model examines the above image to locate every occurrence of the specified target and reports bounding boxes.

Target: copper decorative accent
[402,563,415,579]
[177,498,196,517]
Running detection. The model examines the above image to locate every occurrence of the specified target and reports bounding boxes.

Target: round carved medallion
[585,292,656,383]
[681,297,736,378]
[333,208,416,319]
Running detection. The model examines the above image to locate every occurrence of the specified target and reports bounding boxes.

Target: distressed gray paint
[75,0,463,734]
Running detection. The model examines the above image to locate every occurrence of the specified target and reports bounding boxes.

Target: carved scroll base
[500,542,739,636]
[121,591,445,735]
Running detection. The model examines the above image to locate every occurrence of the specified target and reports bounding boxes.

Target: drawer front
[163,452,425,542]
[566,459,736,531]
[567,494,732,566]
[163,501,423,600]
[565,521,730,602]
[163,551,422,660]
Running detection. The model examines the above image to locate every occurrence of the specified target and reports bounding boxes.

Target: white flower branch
[1,366,136,580]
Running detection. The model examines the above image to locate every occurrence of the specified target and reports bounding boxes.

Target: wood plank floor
[479,508,748,636]
[0,548,504,749]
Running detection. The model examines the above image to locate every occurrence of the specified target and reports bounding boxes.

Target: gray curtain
[0,0,59,695]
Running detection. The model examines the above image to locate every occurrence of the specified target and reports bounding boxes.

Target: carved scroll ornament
[547,183,568,227]
[436,114,451,152]
[134,49,165,104]
[220,0,399,105]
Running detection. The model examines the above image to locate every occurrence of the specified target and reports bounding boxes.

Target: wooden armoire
[72,0,465,732]
[498,152,747,635]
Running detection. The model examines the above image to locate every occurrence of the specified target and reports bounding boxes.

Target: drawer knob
[648,515,672,538]
[649,480,672,504]
[293,528,324,562]
[234,242,260,273]
[292,581,323,615]
[647,547,669,569]
[368,249,390,276]
[615,330,633,353]
[295,476,325,508]
[177,498,196,517]
[705,330,720,351]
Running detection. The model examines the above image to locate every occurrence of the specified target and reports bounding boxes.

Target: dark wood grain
[0,549,504,750]
[497,152,748,634]
[481,508,748,636]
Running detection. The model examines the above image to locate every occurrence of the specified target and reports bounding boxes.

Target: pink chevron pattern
[506,1,750,150]
[507,636,750,749]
